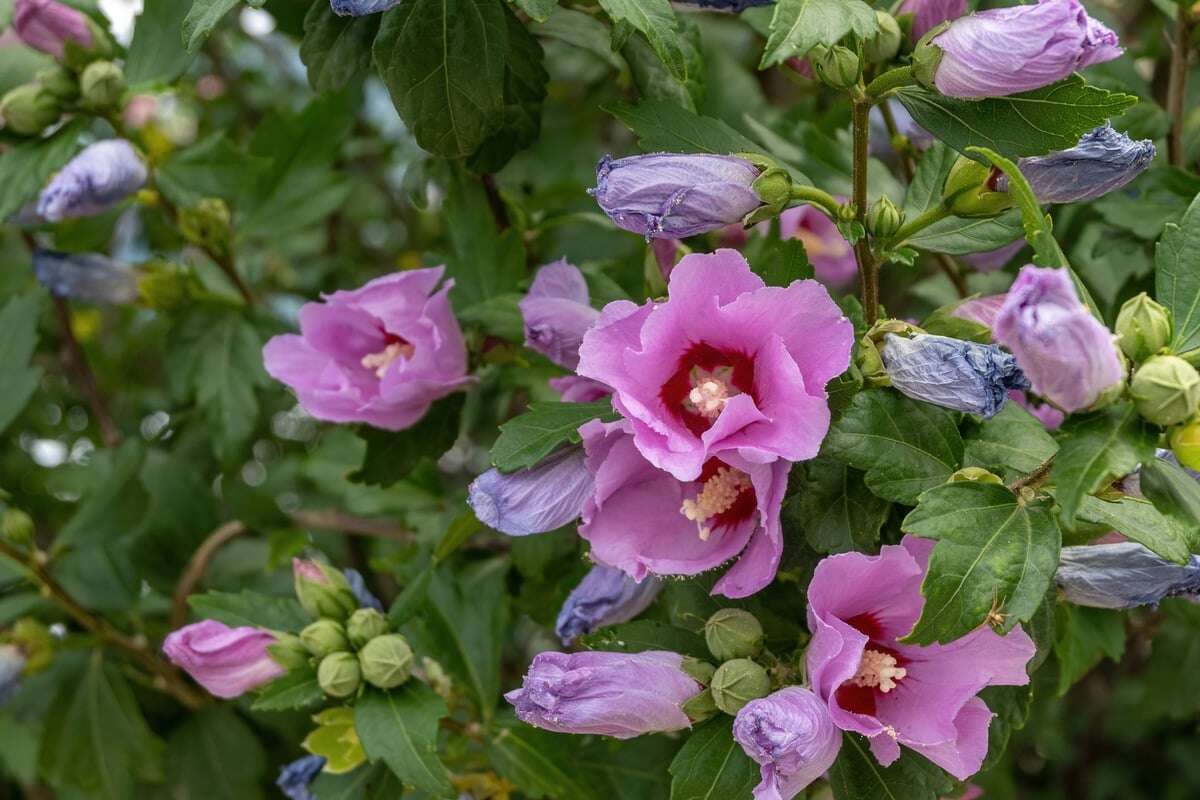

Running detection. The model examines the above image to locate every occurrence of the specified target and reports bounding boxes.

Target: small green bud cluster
[289,607,415,699]
[693,609,773,715]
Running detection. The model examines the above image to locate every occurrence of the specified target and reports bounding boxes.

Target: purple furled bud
[950,294,1006,329]
[34,249,139,305]
[293,559,359,620]
[505,650,701,738]
[733,687,842,800]
[12,0,93,59]
[0,644,26,706]
[468,447,593,536]
[1057,543,1200,609]
[555,565,663,645]
[276,755,326,800]
[882,333,1028,418]
[993,266,1124,413]
[931,0,1122,99]
[329,0,400,15]
[898,0,966,41]
[591,154,763,239]
[673,0,775,11]
[162,620,285,699]
[548,375,612,403]
[520,260,600,370]
[37,140,148,222]
[342,568,383,612]
[995,124,1155,205]
[963,240,1026,273]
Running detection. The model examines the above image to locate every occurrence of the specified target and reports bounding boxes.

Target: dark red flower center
[679,458,757,541]
[361,331,414,378]
[659,343,756,436]
[834,613,909,717]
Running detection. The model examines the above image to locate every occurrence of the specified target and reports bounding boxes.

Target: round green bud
[681,656,717,685]
[266,633,311,670]
[36,66,79,102]
[949,467,1003,485]
[136,260,194,311]
[358,634,414,690]
[346,608,389,649]
[79,61,125,112]
[300,619,351,658]
[748,167,793,220]
[704,609,765,662]
[812,45,860,92]
[866,196,905,240]
[1131,355,1200,427]
[864,11,903,64]
[1170,421,1200,472]
[709,658,770,715]
[317,652,362,698]
[1115,293,1172,363]
[0,84,62,136]
[178,198,233,261]
[1,508,35,546]
[681,687,719,723]
[942,157,1013,218]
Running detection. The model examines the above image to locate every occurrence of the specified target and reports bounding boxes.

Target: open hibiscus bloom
[578,419,789,598]
[577,249,853,481]
[806,537,1035,779]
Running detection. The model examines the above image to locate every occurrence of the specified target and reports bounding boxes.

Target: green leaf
[1051,403,1158,525]
[578,736,680,800]
[490,401,618,472]
[355,685,453,797]
[596,0,686,83]
[166,708,266,799]
[441,164,526,308]
[125,0,196,86]
[537,8,624,71]
[902,142,956,216]
[1156,192,1200,352]
[349,394,465,488]
[0,118,85,221]
[962,403,1059,483]
[828,733,953,800]
[1053,605,1125,696]
[787,456,890,554]
[580,620,709,660]
[901,481,1061,645]
[514,0,558,22]
[388,567,433,628]
[252,666,325,712]
[187,590,310,630]
[1140,457,1200,545]
[374,0,507,158]
[155,134,269,208]
[760,0,879,68]
[667,719,757,800]
[182,0,240,52]
[0,289,45,438]
[752,238,814,287]
[607,97,762,156]
[1073,495,1192,564]
[822,389,964,505]
[56,441,148,548]
[906,212,1025,256]
[489,720,604,800]
[299,0,380,93]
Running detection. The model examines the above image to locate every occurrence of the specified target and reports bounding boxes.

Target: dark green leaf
[252,666,325,712]
[668,719,758,800]
[596,0,686,83]
[1053,604,1125,696]
[514,0,558,22]
[155,134,269,208]
[787,456,890,554]
[0,289,45,437]
[299,1,380,93]
[0,118,85,220]
[349,393,466,488]
[608,98,762,156]
[56,441,148,548]
[1156,192,1200,353]
[581,620,709,660]
[166,708,266,799]
[906,212,1025,256]
[1051,403,1158,525]
[578,736,680,800]
[828,733,953,800]
[1140,457,1200,546]
[355,685,453,796]
[125,0,196,86]
[388,566,433,628]
[752,238,814,287]
[760,0,879,68]
[1073,495,1192,564]
[962,403,1059,483]
[442,164,526,308]
[187,590,309,630]
[182,0,240,52]
[489,720,603,800]
[490,401,617,472]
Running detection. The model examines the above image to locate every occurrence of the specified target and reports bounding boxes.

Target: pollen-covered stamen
[680,467,752,541]
[685,365,738,420]
[361,340,414,378]
[849,649,907,693]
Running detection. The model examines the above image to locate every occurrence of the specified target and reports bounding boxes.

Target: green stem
[851,98,879,325]
[865,65,917,102]
[789,186,842,218]
[889,204,952,245]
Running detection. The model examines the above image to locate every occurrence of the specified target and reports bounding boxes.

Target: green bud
[136,260,195,311]
[748,167,793,223]
[300,619,351,658]
[1115,293,1172,363]
[267,633,311,670]
[811,45,860,91]
[681,656,717,686]
[63,18,116,70]
[11,619,54,673]
[357,634,414,689]
[681,687,719,723]
[346,608,389,649]
[1170,421,1200,471]
[911,24,948,89]
[293,558,359,621]
[866,196,904,239]
[36,66,79,102]
[0,84,61,136]
[317,652,362,698]
[79,61,125,111]
[949,467,1003,485]
[704,609,764,662]
[1,508,35,546]
[864,11,903,63]
[178,199,233,262]
[709,658,770,715]
[942,157,1013,218]
[1131,355,1200,426]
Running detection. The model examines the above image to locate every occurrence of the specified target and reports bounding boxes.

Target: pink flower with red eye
[577,249,853,482]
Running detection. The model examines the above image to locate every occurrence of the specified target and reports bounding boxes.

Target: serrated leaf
[1051,403,1157,525]
[580,620,709,660]
[1156,193,1200,353]
[906,212,1025,256]
[299,0,380,93]
[349,393,465,488]
[252,667,325,712]
[182,0,240,52]
[0,289,45,438]
[489,720,603,800]
[828,733,953,800]
[125,0,196,86]
[355,685,453,797]
[166,708,266,799]
[760,0,879,68]
[902,482,1061,645]
[821,390,964,505]
[490,401,617,472]
[0,118,85,220]
[1053,605,1125,696]
[187,590,309,630]
[192,312,269,463]
[962,403,1059,483]
[1073,495,1191,564]
[787,456,890,554]
[596,0,686,83]
[668,719,758,800]
[442,164,526,308]
[607,98,762,156]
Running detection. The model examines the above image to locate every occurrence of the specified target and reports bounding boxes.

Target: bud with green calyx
[1170,421,1200,471]
[682,688,719,723]
[864,11,902,64]
[1131,355,1200,426]
[267,633,311,670]
[710,658,770,715]
[317,652,362,698]
[62,18,116,71]
[1,508,35,546]
[300,619,351,658]
[866,196,904,239]
[858,319,924,387]
[293,558,358,620]
[704,609,764,662]
[358,634,414,689]
[0,84,62,135]
[79,60,124,111]
[737,152,793,226]
[36,66,78,102]
[681,656,717,686]
[346,608,389,649]
[137,260,197,311]
[911,23,949,90]
[949,467,1003,485]
[943,156,1013,218]
[811,45,861,91]
[178,198,233,262]
[1115,293,1171,363]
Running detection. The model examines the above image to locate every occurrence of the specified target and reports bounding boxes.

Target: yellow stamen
[680,467,752,541]
[849,649,907,693]
[361,341,414,378]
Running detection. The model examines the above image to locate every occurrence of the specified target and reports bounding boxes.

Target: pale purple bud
[951,294,1007,329]
[882,333,1028,418]
[520,260,599,370]
[555,565,662,645]
[34,249,139,305]
[0,644,25,706]
[898,0,967,41]
[591,154,763,239]
[12,0,93,59]
[993,266,1124,413]
[277,755,326,800]
[162,620,284,699]
[1057,543,1200,609]
[962,240,1026,273]
[505,650,701,738]
[997,124,1155,205]
[932,0,1122,99]
[37,140,148,222]
[733,687,842,800]
[329,0,400,15]
[468,447,593,536]
[672,0,775,11]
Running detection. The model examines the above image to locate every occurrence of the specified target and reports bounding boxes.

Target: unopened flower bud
[35,65,78,101]
[293,558,358,620]
[681,657,717,685]
[866,196,904,239]
[949,467,1003,484]
[11,619,54,674]
[79,60,124,111]
[704,609,764,662]
[300,619,350,659]
[137,260,194,311]
[811,45,860,91]
[358,634,414,689]
[1131,355,1200,427]
[710,658,770,715]
[0,84,61,135]
[747,164,793,223]
[1115,293,1171,363]
[178,198,232,262]
[864,11,903,63]
[266,633,311,670]
[943,157,1013,218]
[346,608,389,649]
[682,687,719,722]
[1172,422,1200,472]
[1,509,35,546]
[1057,543,1200,609]
[317,652,361,698]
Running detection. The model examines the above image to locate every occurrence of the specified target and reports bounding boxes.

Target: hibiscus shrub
[2,0,1200,798]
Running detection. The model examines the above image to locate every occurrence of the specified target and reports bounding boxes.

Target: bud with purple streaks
[997,124,1155,205]
[733,687,842,800]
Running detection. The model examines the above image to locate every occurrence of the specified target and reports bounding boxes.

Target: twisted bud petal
[881,333,1028,418]
[468,446,593,537]
[1057,543,1200,609]
[555,565,662,645]
[12,0,93,59]
[329,0,400,16]
[998,124,1155,205]
[34,249,140,305]
[37,140,148,222]
[162,620,284,698]
[519,260,600,370]
[734,687,842,800]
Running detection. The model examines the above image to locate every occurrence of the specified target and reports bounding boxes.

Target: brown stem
[877,100,915,184]
[1008,454,1056,494]
[1168,5,1194,168]
[0,539,207,709]
[51,295,121,448]
[852,98,879,325]
[935,253,969,299]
